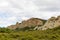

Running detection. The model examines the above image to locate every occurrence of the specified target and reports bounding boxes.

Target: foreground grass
[0,27,60,40]
[0,30,60,40]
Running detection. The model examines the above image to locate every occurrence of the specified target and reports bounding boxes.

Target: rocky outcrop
[7,22,21,29]
[7,18,46,30]
[37,16,60,30]
[8,16,60,30]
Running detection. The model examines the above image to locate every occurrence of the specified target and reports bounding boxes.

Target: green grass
[0,27,60,40]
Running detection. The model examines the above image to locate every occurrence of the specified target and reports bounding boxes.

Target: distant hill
[7,18,46,30]
[7,16,60,30]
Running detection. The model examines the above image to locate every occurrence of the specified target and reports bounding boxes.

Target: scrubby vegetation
[0,26,60,40]
[0,28,14,33]
[15,27,35,31]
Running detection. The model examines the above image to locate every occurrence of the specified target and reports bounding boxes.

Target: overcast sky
[0,0,60,27]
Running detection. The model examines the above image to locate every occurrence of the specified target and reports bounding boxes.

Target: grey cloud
[34,0,60,12]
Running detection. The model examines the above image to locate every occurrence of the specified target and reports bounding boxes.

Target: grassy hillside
[19,27,60,40]
[0,26,60,40]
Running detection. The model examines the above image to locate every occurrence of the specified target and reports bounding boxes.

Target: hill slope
[7,15,60,30]
[37,16,60,30]
[7,18,46,30]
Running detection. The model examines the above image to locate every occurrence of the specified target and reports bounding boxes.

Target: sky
[0,0,60,27]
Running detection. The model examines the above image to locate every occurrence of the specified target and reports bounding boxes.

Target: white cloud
[21,16,29,20]
[0,0,8,7]
[0,0,60,27]
[7,16,17,21]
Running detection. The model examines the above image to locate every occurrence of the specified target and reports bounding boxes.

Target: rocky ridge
[7,16,60,30]
[7,18,46,30]
[36,16,60,30]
